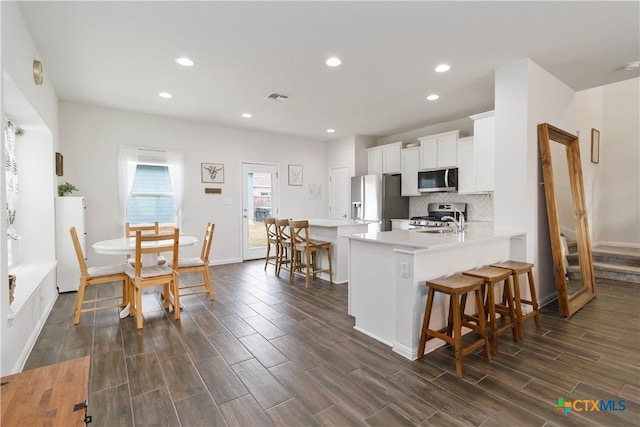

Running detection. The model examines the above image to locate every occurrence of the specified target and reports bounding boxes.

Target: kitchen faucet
[442,208,465,233]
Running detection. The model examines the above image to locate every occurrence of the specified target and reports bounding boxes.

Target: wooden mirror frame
[538,123,596,317]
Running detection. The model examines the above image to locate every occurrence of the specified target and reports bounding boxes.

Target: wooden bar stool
[418,274,491,379]
[263,218,279,272]
[462,266,518,355]
[491,261,541,339]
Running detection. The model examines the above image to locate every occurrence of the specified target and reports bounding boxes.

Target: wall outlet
[400,262,409,278]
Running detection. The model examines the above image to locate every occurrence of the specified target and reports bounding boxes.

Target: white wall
[578,78,639,248]
[495,58,576,305]
[1,0,59,375]
[59,102,328,267]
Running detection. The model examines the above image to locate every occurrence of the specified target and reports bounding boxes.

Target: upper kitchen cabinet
[418,130,459,170]
[367,141,403,174]
[458,111,495,193]
[401,146,420,196]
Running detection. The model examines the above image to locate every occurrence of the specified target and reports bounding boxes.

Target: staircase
[566,245,640,284]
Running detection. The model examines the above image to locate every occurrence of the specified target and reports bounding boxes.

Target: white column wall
[597,78,639,247]
[495,58,576,305]
[1,0,59,375]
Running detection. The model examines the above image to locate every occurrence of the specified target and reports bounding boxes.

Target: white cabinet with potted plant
[367,141,403,175]
[55,196,86,292]
[418,130,459,170]
[400,146,420,196]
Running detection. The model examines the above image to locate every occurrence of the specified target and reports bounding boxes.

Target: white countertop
[307,219,369,228]
[346,222,525,250]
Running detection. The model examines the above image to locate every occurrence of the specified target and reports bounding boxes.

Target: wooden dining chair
[125,222,167,265]
[275,219,292,276]
[263,218,279,272]
[70,227,130,325]
[169,222,215,300]
[126,228,180,329]
[289,220,333,288]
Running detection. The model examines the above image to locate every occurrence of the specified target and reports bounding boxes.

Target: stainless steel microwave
[418,168,458,193]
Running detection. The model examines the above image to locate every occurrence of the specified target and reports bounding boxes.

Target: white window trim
[117,145,184,227]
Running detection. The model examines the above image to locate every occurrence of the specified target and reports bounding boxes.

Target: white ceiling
[16,1,640,142]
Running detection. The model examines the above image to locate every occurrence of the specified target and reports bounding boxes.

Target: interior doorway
[329,166,349,220]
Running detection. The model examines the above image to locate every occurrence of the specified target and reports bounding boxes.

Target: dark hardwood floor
[25,261,639,426]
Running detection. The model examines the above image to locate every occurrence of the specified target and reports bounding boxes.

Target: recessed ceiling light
[158,92,172,98]
[241,113,252,118]
[435,64,450,73]
[426,94,439,101]
[176,57,194,67]
[326,129,336,133]
[326,57,342,67]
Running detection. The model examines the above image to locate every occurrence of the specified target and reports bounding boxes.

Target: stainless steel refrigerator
[351,174,409,232]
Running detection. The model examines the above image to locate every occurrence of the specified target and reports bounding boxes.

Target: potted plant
[58,181,79,196]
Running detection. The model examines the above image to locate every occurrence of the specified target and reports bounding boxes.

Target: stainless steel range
[409,203,467,229]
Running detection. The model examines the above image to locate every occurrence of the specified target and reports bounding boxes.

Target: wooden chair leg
[511,273,525,339]
[503,277,518,341]
[135,284,143,329]
[203,266,214,300]
[418,289,435,358]
[485,282,498,355]
[73,278,87,325]
[475,288,491,361]
[451,292,463,378]
[326,246,333,285]
[172,276,181,321]
[305,250,312,288]
[289,251,297,283]
[264,242,271,271]
[527,270,541,327]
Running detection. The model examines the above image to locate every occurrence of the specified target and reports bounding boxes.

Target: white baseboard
[593,241,640,250]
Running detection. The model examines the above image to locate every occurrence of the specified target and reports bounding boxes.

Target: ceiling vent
[265,92,289,101]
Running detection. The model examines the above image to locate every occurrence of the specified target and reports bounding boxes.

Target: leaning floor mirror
[538,123,596,317]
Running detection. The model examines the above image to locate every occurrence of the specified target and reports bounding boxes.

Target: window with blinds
[126,164,176,224]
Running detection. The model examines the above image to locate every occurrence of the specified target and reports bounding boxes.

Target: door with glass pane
[242,163,279,260]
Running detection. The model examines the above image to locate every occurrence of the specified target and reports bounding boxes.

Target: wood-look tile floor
[25,261,640,426]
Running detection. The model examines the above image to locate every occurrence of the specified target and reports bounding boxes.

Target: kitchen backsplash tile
[410,193,494,221]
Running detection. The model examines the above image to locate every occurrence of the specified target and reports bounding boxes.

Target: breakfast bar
[346,223,526,360]
[307,219,369,283]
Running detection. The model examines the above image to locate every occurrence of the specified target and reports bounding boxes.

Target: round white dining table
[92,235,198,318]
[92,235,198,255]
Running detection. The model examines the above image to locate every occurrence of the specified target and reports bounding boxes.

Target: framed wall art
[288,164,303,186]
[201,163,224,183]
[591,128,600,164]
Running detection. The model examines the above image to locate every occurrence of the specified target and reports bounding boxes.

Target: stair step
[592,246,640,268]
[594,261,640,284]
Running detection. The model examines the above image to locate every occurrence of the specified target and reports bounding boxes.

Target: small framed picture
[288,164,303,186]
[591,128,600,164]
[55,152,63,176]
[201,163,224,183]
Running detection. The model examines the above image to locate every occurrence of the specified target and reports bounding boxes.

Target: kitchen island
[307,219,369,284]
[346,223,526,360]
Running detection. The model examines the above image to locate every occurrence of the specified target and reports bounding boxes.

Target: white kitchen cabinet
[367,141,403,174]
[459,111,495,194]
[457,136,475,193]
[418,130,459,170]
[400,146,420,196]
[367,146,383,174]
[471,111,495,192]
[55,196,86,292]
